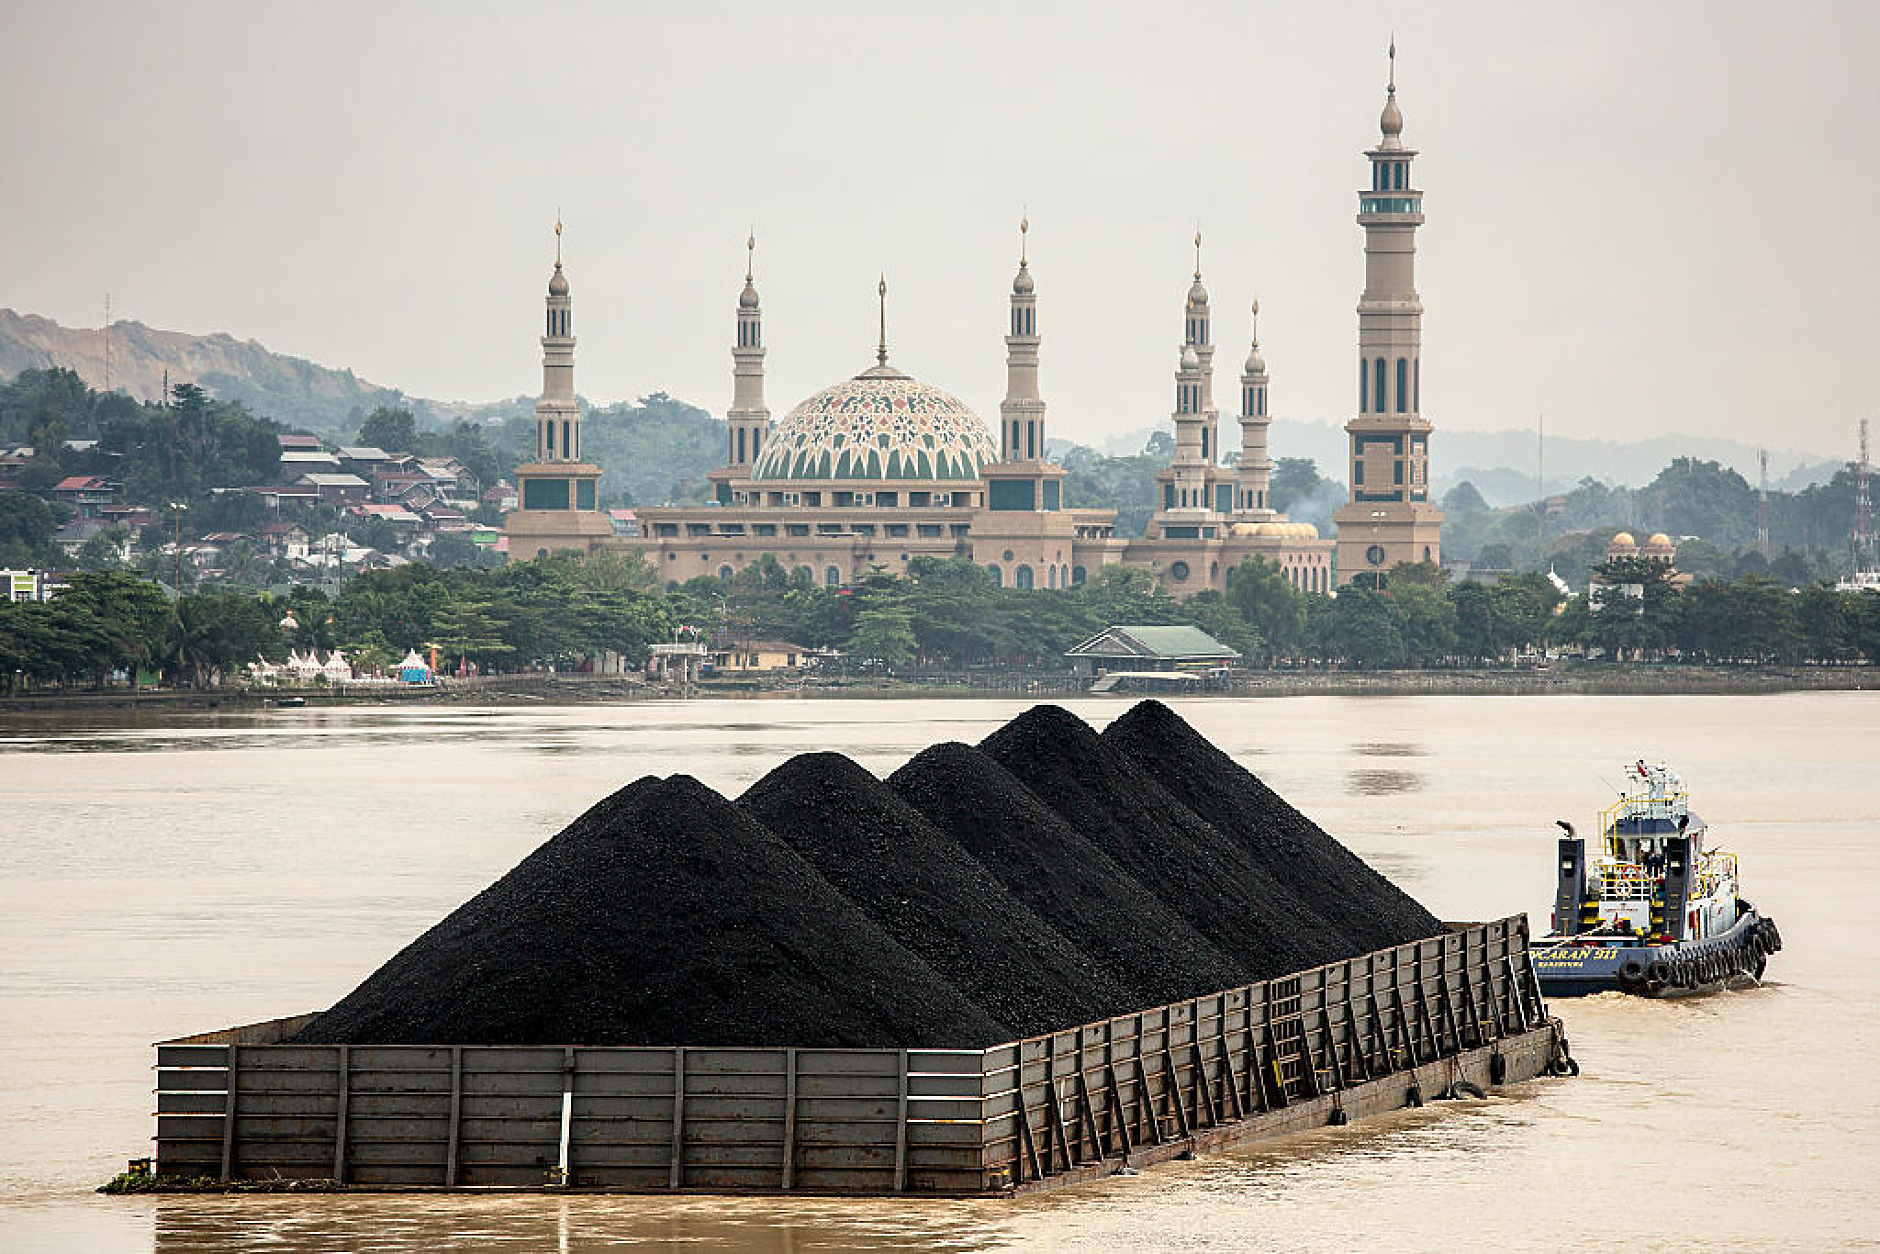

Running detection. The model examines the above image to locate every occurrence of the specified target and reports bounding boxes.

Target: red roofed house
[52,475,122,519]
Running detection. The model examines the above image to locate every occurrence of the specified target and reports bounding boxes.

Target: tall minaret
[1334,42,1444,583]
[1235,299,1273,515]
[1167,341,1208,511]
[999,216,1044,461]
[1183,231,1219,468]
[726,233,770,471]
[507,218,609,559]
[536,218,579,463]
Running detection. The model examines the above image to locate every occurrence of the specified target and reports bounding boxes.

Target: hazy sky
[6,1,1876,457]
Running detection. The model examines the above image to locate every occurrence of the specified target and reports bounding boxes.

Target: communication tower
[1757,447,1769,560]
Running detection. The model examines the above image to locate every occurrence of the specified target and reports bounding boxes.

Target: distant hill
[1061,420,1841,508]
[0,309,468,440]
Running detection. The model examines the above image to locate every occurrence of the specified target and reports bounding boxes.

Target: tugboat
[1532,761,1781,997]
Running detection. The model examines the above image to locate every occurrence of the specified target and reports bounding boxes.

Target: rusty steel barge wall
[152,916,1567,1196]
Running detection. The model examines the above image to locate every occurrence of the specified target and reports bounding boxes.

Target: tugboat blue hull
[1534,906,1781,998]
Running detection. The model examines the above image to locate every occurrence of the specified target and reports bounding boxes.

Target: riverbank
[0,663,1872,714]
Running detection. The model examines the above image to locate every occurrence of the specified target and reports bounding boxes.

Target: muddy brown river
[1,693,1875,1250]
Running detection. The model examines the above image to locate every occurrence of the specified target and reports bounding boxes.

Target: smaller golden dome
[1610,531,1636,548]
[1647,532,1672,547]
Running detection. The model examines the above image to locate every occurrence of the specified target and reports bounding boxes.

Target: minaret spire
[1193,228,1203,281]
[876,274,889,368]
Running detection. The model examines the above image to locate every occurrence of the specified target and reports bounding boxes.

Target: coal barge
[135,702,1575,1196]
[1532,762,1783,998]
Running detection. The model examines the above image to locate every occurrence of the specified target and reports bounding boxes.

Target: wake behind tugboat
[1533,761,1782,997]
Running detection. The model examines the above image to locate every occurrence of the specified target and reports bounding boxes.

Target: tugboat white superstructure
[1532,762,1781,997]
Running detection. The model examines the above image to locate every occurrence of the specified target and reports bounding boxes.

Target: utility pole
[1757,447,1770,560]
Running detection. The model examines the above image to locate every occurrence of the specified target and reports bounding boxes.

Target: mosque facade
[507,62,1434,599]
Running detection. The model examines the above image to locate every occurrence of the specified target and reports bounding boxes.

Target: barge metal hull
[150,916,1570,1197]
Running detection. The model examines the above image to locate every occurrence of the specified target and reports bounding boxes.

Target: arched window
[1201,429,1209,459]
[1047,565,1057,589]
[825,566,841,588]
[1072,565,1087,586]
[1011,420,1021,453]
[1027,422,1036,459]
[1396,358,1408,413]
[987,564,1003,587]
[1360,360,1368,412]
[1258,387,1266,416]
[718,565,733,581]
[1374,359,1386,414]
[1015,564,1034,590]
[737,428,746,463]
[563,420,572,459]
[545,421,556,456]
[794,566,812,583]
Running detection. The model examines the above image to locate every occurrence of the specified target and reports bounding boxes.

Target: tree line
[7,549,1879,693]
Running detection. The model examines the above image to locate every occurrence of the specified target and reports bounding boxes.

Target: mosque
[508,54,1438,595]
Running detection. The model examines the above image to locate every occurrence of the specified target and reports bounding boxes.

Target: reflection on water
[1351,742,1426,757]
[1346,768,1426,795]
[151,1194,1009,1253]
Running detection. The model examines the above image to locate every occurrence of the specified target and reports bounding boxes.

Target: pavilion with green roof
[1064,625,1242,678]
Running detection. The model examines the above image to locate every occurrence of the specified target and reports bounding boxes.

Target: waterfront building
[1333,43,1445,585]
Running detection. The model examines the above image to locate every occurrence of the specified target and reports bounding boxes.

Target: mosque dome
[1013,263,1034,295]
[1646,532,1673,548]
[548,263,569,297]
[1609,531,1637,550]
[1229,521,1319,539]
[750,367,998,483]
[739,280,760,310]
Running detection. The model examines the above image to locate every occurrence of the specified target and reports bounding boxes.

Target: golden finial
[877,273,889,367]
[1194,228,1203,280]
[1388,34,1396,93]
[1020,211,1029,265]
[746,231,756,283]
[554,212,563,266]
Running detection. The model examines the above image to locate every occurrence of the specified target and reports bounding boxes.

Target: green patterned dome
[751,366,998,483]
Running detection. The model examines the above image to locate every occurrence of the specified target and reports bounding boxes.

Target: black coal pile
[889,742,1246,1010]
[290,774,1008,1049]
[739,752,1132,1039]
[980,705,1366,980]
[1103,700,1446,950]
